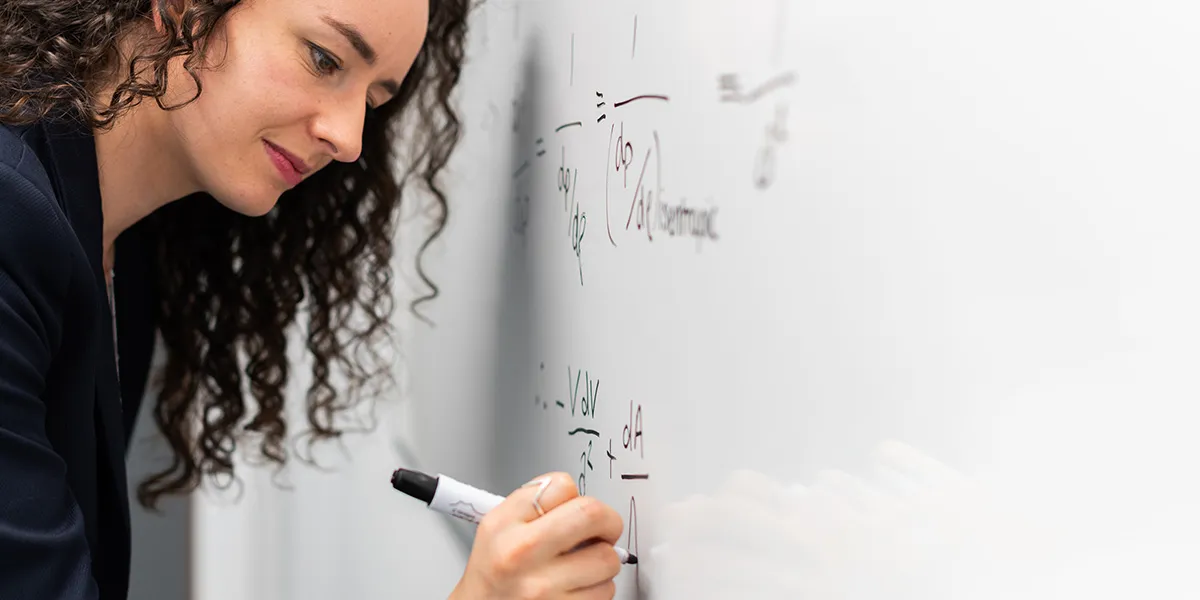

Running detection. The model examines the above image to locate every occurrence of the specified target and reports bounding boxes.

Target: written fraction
[498,8,792,287]
[532,362,647,582]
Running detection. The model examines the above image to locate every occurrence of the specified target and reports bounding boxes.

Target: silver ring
[523,476,552,517]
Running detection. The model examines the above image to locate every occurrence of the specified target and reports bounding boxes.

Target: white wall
[127,356,191,600]
[189,327,469,600]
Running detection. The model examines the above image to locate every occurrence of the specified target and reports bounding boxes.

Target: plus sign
[606,439,617,478]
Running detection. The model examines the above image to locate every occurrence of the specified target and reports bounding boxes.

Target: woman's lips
[264,140,304,187]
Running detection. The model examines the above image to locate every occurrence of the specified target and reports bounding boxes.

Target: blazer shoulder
[0,123,56,202]
[0,122,72,246]
[0,124,78,320]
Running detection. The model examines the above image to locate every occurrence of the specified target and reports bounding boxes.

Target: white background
[408,1,1200,598]
[179,1,1200,598]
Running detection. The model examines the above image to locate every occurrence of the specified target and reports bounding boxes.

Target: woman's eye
[308,44,341,76]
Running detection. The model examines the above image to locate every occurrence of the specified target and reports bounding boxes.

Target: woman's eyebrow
[320,14,400,96]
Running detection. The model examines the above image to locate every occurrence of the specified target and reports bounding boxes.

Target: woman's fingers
[567,579,618,600]
[527,494,626,557]
[540,542,622,592]
[458,472,625,600]
[481,471,579,529]
[518,472,577,521]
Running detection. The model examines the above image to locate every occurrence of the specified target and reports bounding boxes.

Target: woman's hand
[449,472,625,599]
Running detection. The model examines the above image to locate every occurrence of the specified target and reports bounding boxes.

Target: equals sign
[536,138,545,157]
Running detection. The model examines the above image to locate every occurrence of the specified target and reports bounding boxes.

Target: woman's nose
[310,99,366,164]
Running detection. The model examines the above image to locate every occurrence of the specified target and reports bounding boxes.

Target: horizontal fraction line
[614,94,669,108]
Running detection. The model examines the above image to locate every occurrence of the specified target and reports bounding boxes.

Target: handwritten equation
[481,7,798,589]
[508,85,724,269]
[605,114,719,250]
[531,362,649,509]
[718,71,794,190]
[718,0,795,190]
[495,11,761,287]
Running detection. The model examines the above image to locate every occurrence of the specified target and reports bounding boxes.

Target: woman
[0,0,625,598]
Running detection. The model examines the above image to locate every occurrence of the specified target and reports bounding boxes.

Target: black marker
[391,468,638,564]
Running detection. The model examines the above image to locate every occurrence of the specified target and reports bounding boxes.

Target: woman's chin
[213,190,281,217]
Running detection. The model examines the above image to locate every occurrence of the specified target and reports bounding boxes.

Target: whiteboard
[405,1,1200,597]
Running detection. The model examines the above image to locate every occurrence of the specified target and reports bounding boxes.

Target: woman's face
[159,0,428,216]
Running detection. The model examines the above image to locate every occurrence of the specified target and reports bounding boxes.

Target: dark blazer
[0,117,159,600]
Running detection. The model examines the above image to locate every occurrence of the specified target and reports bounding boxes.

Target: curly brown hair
[0,0,469,508]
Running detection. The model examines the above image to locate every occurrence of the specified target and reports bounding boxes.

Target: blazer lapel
[39,117,131,547]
